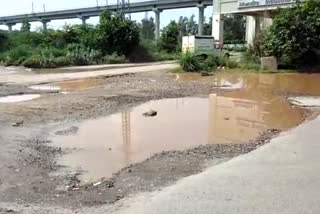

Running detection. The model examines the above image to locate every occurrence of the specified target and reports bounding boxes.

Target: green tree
[140,17,155,40]
[178,16,189,36]
[187,14,198,35]
[21,19,31,32]
[224,14,245,43]
[159,21,180,53]
[97,11,140,55]
[203,17,212,35]
[265,0,320,66]
[0,30,9,51]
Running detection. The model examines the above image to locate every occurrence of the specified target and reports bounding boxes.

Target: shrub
[104,53,128,64]
[53,56,72,67]
[66,44,102,65]
[41,47,66,58]
[3,45,32,65]
[179,52,201,72]
[226,59,239,69]
[22,55,42,68]
[265,0,320,66]
[0,30,9,51]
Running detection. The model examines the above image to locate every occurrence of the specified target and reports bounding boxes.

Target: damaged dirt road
[1,63,320,213]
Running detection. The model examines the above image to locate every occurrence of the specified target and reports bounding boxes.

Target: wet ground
[1,65,320,213]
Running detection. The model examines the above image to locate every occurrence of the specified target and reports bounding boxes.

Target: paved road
[104,115,320,214]
[0,62,178,85]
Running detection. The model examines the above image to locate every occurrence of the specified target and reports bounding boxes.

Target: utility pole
[32,1,34,13]
[96,0,99,7]
[106,0,108,6]
[43,4,46,12]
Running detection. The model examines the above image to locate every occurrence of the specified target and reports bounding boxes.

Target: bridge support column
[212,0,224,46]
[197,4,206,35]
[6,23,15,33]
[152,8,162,40]
[41,20,50,32]
[78,16,89,26]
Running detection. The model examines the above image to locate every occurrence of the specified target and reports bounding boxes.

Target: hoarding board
[239,0,296,8]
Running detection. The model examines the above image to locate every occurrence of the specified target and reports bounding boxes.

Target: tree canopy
[265,0,320,66]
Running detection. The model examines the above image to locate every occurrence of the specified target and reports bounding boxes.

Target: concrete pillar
[78,16,89,26]
[153,8,162,40]
[197,4,205,35]
[212,0,224,46]
[6,23,15,33]
[41,20,50,32]
[245,16,256,46]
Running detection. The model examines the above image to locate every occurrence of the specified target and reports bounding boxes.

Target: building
[212,0,297,45]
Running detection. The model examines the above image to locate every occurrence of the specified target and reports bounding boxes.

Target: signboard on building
[239,0,296,8]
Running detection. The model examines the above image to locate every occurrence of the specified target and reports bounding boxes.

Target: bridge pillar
[212,0,224,46]
[197,4,206,35]
[41,20,50,32]
[152,8,162,40]
[6,23,15,33]
[78,16,89,26]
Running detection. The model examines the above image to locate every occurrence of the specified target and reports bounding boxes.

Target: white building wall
[214,0,296,44]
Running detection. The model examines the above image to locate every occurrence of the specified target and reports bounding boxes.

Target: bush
[104,53,128,64]
[0,30,9,51]
[41,47,66,58]
[265,0,320,67]
[53,56,72,67]
[3,45,32,65]
[22,55,42,68]
[179,52,201,72]
[67,44,102,65]
[179,52,234,72]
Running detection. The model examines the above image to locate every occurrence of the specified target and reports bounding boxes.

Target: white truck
[182,35,228,57]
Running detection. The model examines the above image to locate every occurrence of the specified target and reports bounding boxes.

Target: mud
[0,68,320,212]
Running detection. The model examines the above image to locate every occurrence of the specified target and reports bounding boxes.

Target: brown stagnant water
[52,72,320,181]
[30,79,106,91]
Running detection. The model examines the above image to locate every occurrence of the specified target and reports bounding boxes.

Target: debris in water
[201,72,213,77]
[93,181,102,186]
[143,110,157,117]
[12,120,24,127]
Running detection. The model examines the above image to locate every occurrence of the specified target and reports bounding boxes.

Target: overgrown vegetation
[264,0,320,67]
[0,11,141,68]
[179,52,239,73]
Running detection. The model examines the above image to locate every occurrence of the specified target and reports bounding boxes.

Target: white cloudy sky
[0,0,213,31]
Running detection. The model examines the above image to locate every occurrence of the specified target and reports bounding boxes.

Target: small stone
[12,120,24,127]
[14,169,21,173]
[143,110,157,117]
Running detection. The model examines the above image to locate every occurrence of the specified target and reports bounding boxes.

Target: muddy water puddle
[53,72,320,182]
[0,94,41,103]
[30,78,106,92]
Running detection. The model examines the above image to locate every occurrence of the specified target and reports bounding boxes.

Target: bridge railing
[0,0,155,17]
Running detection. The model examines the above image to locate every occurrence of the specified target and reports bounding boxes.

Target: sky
[0,0,213,31]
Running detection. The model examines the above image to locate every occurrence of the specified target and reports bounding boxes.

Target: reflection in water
[0,94,41,103]
[209,94,267,144]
